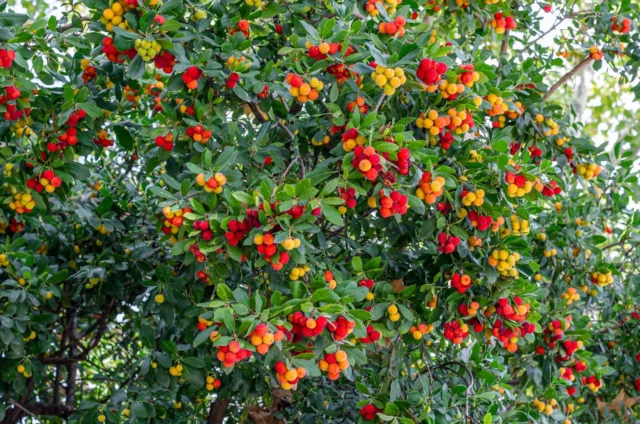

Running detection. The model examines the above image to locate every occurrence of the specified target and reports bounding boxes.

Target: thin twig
[57,16,91,31]
[8,400,36,418]
[372,94,386,114]
[500,30,510,57]
[543,57,593,101]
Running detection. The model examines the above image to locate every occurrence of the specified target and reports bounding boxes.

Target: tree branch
[500,30,510,56]
[207,398,231,424]
[543,57,593,101]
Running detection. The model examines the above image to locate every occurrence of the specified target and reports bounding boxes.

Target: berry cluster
[274,361,306,390]
[154,51,177,73]
[15,364,30,378]
[154,133,174,151]
[466,211,499,232]
[364,0,401,16]
[541,180,562,197]
[359,325,381,344]
[230,20,250,38]
[67,110,87,127]
[352,146,382,181]
[458,64,480,87]
[338,187,357,210]
[307,41,341,60]
[80,59,96,84]
[289,265,309,281]
[9,193,36,214]
[488,249,521,276]
[100,2,130,32]
[415,172,445,205]
[346,97,369,114]
[450,272,472,293]
[377,190,408,218]
[193,220,213,241]
[102,37,136,63]
[225,72,241,90]
[312,135,330,147]
[226,56,252,72]
[381,141,410,175]
[161,206,191,236]
[285,74,323,103]
[378,16,407,37]
[387,304,400,322]
[326,62,356,84]
[611,16,631,34]
[249,324,284,355]
[531,399,556,416]
[341,128,367,152]
[581,375,602,393]
[438,80,465,100]
[589,45,603,60]
[282,237,301,251]
[324,270,337,289]
[360,404,382,421]
[0,48,15,68]
[416,109,474,136]
[205,376,222,391]
[328,316,355,340]
[134,39,161,62]
[485,93,508,116]
[505,171,534,197]
[490,12,516,34]
[224,214,259,247]
[195,172,227,194]
[49,128,76,152]
[501,215,530,236]
[26,170,62,194]
[318,350,350,380]
[371,66,406,95]
[182,66,203,90]
[437,232,460,254]
[590,271,613,287]
[461,188,485,207]
[574,163,601,180]
[216,341,253,368]
[444,321,469,344]
[123,86,140,104]
[561,287,580,305]
[286,312,328,341]
[94,130,114,148]
[410,323,434,339]
[196,317,213,330]
[416,58,447,86]
[253,233,291,270]
[186,125,212,144]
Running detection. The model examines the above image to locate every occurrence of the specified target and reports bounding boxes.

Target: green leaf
[193,326,216,347]
[127,55,145,79]
[113,126,135,151]
[320,201,344,226]
[216,283,235,301]
[490,139,508,153]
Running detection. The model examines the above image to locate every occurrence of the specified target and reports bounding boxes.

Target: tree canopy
[1,0,640,423]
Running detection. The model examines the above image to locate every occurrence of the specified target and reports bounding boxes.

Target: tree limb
[543,57,593,101]
[207,398,231,424]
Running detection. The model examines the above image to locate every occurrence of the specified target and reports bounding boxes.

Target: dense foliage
[1,0,640,423]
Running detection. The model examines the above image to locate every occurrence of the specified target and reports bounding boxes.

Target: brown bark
[207,398,231,424]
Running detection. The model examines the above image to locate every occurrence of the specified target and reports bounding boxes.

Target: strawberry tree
[1,0,640,423]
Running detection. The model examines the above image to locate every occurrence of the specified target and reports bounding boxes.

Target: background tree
[1,0,640,423]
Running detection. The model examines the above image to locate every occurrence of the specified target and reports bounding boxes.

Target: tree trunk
[207,398,231,424]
